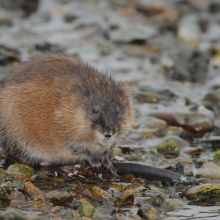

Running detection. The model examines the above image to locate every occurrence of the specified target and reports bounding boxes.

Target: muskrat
[0,53,133,176]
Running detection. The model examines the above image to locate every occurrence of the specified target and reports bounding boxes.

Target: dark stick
[113,162,199,185]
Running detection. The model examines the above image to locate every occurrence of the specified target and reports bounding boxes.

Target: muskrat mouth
[103,139,109,144]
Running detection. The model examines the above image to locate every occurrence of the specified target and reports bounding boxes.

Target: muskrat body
[0,53,133,175]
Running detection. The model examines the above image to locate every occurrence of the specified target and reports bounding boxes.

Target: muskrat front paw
[86,155,102,175]
[102,151,117,175]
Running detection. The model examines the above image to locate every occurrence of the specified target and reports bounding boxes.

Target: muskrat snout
[103,131,113,139]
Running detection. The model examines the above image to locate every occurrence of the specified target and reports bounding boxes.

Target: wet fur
[0,53,133,166]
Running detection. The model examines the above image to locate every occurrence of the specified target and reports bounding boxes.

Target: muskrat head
[81,80,133,146]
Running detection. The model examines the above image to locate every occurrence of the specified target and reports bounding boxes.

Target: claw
[102,150,117,175]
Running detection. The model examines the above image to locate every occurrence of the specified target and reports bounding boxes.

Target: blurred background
[1,0,220,83]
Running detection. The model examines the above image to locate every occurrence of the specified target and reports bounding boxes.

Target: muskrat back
[0,53,133,175]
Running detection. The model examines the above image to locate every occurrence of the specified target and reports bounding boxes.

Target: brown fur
[0,53,133,166]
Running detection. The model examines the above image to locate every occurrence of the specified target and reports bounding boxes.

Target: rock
[197,178,212,184]
[196,162,220,180]
[45,189,73,206]
[171,162,184,175]
[166,126,183,136]
[98,42,112,56]
[149,186,180,198]
[115,193,134,205]
[124,185,148,195]
[0,208,27,220]
[24,181,45,203]
[110,26,157,44]
[34,42,63,52]
[0,169,6,179]
[164,48,209,82]
[13,180,25,191]
[72,210,81,219]
[158,139,180,158]
[7,164,35,178]
[183,184,220,200]
[123,45,147,58]
[135,93,160,104]
[82,201,94,218]
[0,185,12,207]
[145,117,167,129]
[62,208,73,219]
[91,186,112,201]
[177,14,199,47]
[162,198,186,209]
[31,202,51,211]
[150,112,213,135]
[113,148,123,157]
[64,14,78,23]
[109,183,129,192]
[137,204,161,220]
[213,150,220,164]
[0,45,20,66]
[92,205,116,220]
[162,135,187,148]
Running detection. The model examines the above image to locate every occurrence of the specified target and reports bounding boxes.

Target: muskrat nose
[104,132,113,138]
[105,134,112,138]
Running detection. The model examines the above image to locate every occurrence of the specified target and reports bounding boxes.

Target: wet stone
[45,189,73,206]
[158,139,180,158]
[150,112,213,135]
[166,126,183,136]
[135,93,160,104]
[82,201,94,218]
[64,14,78,23]
[98,43,112,56]
[128,132,143,141]
[7,164,35,178]
[196,162,220,180]
[171,161,184,175]
[162,135,187,148]
[34,42,63,52]
[145,116,167,129]
[137,204,161,220]
[124,185,148,195]
[0,185,12,207]
[116,215,141,220]
[0,208,27,220]
[0,45,20,66]
[62,208,73,219]
[24,181,45,203]
[183,184,220,200]
[149,186,180,198]
[164,48,209,82]
[91,186,112,201]
[115,193,134,205]
[31,202,51,211]
[0,169,6,179]
[72,210,81,219]
[110,26,157,44]
[213,150,220,164]
[92,205,116,220]
[197,178,212,184]
[13,180,25,191]
[109,183,129,192]
[162,198,186,209]
[134,196,154,206]
[113,148,123,157]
